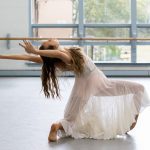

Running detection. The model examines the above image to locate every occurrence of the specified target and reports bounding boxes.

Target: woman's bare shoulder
[57,48,72,64]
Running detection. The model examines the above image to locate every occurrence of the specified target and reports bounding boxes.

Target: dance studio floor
[0,77,150,150]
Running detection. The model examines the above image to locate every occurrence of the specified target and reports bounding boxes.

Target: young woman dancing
[0,39,149,142]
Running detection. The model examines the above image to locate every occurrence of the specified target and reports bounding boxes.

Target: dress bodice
[81,55,97,77]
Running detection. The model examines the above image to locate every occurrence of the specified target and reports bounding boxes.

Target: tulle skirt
[59,69,150,139]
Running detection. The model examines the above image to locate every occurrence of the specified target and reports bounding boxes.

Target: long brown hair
[39,45,62,98]
[39,44,85,99]
[67,47,85,76]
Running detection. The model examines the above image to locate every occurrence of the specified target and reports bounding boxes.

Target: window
[84,0,131,24]
[85,28,129,38]
[137,0,150,23]
[30,0,150,63]
[86,45,131,62]
[32,0,78,24]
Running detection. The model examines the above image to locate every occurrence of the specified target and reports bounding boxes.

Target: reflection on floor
[0,77,150,150]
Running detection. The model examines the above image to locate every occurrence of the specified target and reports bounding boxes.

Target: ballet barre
[0,37,150,41]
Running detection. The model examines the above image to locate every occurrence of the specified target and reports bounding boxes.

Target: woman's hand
[19,40,38,54]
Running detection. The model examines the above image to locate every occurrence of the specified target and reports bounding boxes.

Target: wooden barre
[1,37,150,41]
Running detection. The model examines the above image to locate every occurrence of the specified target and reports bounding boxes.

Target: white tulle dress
[59,54,150,139]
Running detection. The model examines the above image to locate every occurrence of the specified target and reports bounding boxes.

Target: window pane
[137,46,150,63]
[33,28,77,38]
[32,0,78,24]
[137,0,150,23]
[137,28,150,38]
[85,45,131,62]
[85,28,129,37]
[84,0,130,23]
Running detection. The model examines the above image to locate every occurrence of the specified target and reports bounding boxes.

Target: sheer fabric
[59,54,150,139]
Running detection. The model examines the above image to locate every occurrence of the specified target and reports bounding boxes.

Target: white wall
[0,0,29,49]
[0,0,30,70]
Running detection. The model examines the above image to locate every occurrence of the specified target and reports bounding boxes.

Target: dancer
[0,39,149,142]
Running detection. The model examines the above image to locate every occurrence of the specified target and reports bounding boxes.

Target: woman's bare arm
[35,49,72,64]
[0,54,43,63]
[20,40,72,64]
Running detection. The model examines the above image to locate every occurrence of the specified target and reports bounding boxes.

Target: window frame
[29,0,150,67]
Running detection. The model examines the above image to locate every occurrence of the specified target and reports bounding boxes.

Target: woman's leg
[98,80,143,133]
[48,122,64,142]
[130,114,139,130]
[126,114,139,134]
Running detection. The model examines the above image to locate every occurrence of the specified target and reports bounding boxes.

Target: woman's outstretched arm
[0,54,43,63]
[19,40,72,64]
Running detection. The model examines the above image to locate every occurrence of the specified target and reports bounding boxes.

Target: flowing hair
[39,45,85,99]
[39,45,62,98]
[67,47,85,76]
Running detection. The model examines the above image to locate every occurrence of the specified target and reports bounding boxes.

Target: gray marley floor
[0,77,150,150]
